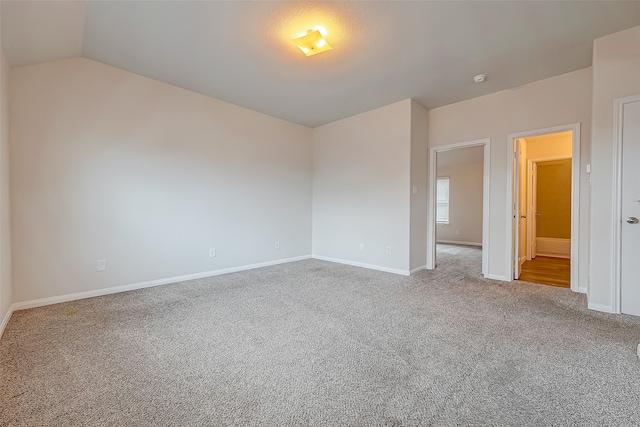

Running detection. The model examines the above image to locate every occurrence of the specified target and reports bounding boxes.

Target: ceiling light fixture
[292,29,333,56]
[473,74,487,83]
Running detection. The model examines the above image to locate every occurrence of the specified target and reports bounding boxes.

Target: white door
[518,145,527,269]
[513,140,522,279]
[531,162,538,258]
[621,100,640,316]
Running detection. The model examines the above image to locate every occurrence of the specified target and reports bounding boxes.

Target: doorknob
[626,217,639,224]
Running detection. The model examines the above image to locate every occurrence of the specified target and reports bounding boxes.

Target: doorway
[434,146,484,275]
[506,124,581,292]
[519,156,572,287]
[427,139,490,277]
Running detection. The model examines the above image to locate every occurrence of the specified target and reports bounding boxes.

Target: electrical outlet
[360,243,364,250]
[386,246,392,254]
[456,229,460,235]
[209,248,216,258]
[96,259,106,272]
[275,241,280,249]
[412,185,418,195]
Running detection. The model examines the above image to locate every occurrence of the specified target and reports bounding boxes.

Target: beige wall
[312,100,412,273]
[10,58,312,303]
[410,100,429,271]
[436,162,483,245]
[429,67,592,282]
[525,131,572,159]
[0,46,11,329]
[590,25,640,311]
[536,159,572,239]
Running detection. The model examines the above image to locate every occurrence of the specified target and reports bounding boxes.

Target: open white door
[518,142,528,270]
[513,139,521,279]
[621,100,640,316]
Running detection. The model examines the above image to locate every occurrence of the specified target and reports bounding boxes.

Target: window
[436,177,449,223]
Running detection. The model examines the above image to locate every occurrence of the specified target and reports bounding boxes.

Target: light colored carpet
[1,244,639,426]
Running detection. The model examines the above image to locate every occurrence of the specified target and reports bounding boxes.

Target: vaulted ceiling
[2,1,640,127]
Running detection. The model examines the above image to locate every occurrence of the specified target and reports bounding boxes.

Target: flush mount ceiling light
[292,29,332,56]
[473,74,487,83]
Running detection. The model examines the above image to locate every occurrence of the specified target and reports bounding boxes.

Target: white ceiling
[2,1,640,127]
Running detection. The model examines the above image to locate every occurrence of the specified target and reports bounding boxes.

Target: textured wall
[410,101,429,271]
[10,58,312,303]
[312,100,412,273]
[0,47,12,328]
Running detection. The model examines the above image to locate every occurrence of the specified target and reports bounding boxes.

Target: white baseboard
[437,240,482,247]
[0,306,14,339]
[311,255,410,276]
[486,274,510,282]
[587,302,617,314]
[536,252,570,259]
[9,255,312,314]
[536,237,570,258]
[410,265,426,275]
[576,286,587,294]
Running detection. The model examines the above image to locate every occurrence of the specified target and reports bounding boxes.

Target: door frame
[506,123,581,292]
[611,94,640,314]
[427,138,490,277]
[526,156,572,260]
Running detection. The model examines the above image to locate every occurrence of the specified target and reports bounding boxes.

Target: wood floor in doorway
[518,256,570,288]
